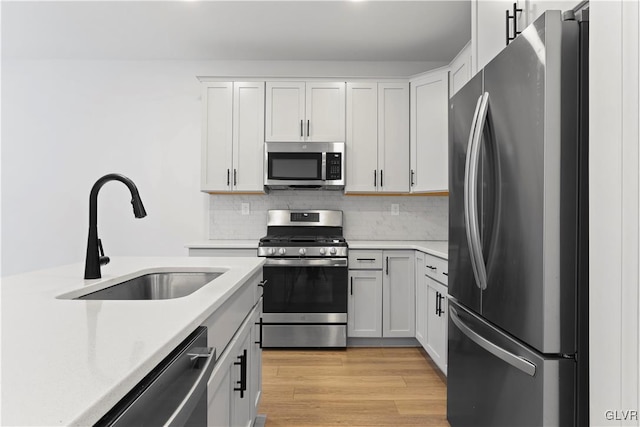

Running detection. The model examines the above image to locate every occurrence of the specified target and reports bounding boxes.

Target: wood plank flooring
[258,347,449,427]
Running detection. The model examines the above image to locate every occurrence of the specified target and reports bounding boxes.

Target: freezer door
[447,300,575,427]
[479,11,579,354]
[448,72,483,314]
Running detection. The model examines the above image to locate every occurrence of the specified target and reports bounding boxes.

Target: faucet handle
[98,239,110,266]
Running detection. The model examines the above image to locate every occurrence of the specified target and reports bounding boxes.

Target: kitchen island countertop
[1,256,264,426]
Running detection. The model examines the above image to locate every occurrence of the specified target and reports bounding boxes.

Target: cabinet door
[415,252,428,348]
[306,82,346,142]
[345,82,378,193]
[250,304,262,420]
[426,277,448,374]
[265,82,305,142]
[475,0,512,72]
[378,83,410,193]
[382,251,415,337]
[232,82,265,192]
[348,270,383,337]
[207,334,234,427]
[449,43,472,98]
[410,71,449,193]
[201,82,233,192]
[230,332,253,427]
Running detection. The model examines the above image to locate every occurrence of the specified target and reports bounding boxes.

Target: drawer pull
[442,272,448,276]
[426,265,437,270]
[356,258,376,262]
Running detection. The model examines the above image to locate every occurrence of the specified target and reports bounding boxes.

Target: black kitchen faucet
[84,173,147,279]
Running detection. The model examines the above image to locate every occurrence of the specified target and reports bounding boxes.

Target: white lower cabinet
[348,270,383,337]
[207,301,262,427]
[426,277,448,374]
[382,251,416,337]
[347,250,415,338]
[250,305,262,417]
[416,251,448,375]
[415,251,428,347]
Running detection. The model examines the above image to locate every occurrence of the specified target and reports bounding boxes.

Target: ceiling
[1,1,471,62]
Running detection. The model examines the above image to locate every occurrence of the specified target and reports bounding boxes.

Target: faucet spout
[84,174,147,279]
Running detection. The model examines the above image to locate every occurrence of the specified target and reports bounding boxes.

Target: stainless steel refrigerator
[447,10,589,427]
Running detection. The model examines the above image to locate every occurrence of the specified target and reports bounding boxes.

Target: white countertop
[348,240,448,259]
[186,240,448,259]
[1,256,264,426]
[186,240,259,249]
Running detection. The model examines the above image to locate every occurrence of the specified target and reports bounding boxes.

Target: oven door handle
[263,258,348,267]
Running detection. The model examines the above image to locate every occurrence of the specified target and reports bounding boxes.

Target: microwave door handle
[321,153,326,181]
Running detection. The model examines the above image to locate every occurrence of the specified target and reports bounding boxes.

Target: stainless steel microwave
[264,142,345,190]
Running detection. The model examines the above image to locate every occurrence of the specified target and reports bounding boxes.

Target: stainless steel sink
[76,271,223,300]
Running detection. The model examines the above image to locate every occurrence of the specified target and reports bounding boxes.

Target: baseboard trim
[347,337,420,347]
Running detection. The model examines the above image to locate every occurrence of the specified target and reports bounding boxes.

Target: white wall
[590,0,640,425]
[1,59,443,276]
[1,60,206,276]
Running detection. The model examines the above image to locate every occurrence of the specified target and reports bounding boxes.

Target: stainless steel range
[258,209,348,348]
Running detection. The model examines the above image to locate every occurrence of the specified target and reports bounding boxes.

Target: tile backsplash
[208,191,448,241]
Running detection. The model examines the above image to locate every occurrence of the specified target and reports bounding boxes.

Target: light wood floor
[258,347,449,427]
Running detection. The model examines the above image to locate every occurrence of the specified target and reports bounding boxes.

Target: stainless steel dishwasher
[95,327,215,427]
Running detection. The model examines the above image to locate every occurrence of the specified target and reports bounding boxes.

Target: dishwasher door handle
[163,347,216,427]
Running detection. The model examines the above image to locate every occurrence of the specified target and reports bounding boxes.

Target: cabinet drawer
[424,254,448,286]
[349,250,383,270]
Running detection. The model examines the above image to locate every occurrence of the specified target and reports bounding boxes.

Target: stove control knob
[268,248,276,256]
[278,248,286,255]
[299,248,307,256]
[319,248,327,256]
[330,247,337,255]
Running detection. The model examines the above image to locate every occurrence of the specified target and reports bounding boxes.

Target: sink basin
[76,271,223,300]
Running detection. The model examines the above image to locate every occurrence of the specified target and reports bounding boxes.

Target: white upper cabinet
[378,83,410,193]
[306,82,346,141]
[346,82,378,193]
[449,41,472,97]
[202,82,233,192]
[345,82,409,194]
[410,70,449,193]
[265,81,345,142]
[201,81,264,193]
[473,0,512,73]
[265,82,305,142]
[473,0,582,74]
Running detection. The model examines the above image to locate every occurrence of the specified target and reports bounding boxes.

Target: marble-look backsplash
[207,191,448,241]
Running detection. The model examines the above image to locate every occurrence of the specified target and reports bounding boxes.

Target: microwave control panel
[326,153,342,180]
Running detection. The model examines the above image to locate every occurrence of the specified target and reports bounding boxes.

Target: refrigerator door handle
[464,95,486,290]
[465,92,490,291]
[450,306,536,377]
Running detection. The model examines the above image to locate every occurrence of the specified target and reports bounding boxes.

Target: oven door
[262,258,348,323]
